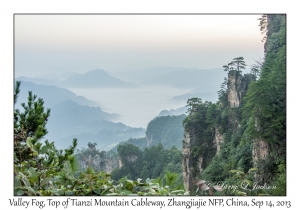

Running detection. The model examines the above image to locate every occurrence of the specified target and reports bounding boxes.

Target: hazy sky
[15,14,264,77]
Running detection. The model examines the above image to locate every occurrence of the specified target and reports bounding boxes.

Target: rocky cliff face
[78,150,120,174]
[101,157,120,174]
[182,126,223,193]
[182,107,199,194]
[125,154,138,163]
[182,70,253,193]
[182,131,194,193]
[252,139,269,163]
[227,70,242,108]
[146,135,153,147]
[227,71,255,109]
[213,127,223,155]
[252,117,270,182]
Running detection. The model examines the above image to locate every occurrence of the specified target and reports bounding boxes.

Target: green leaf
[170,190,184,194]
[126,182,133,191]
[93,189,101,195]
[65,190,75,196]
[40,145,48,154]
[23,186,37,195]
[236,190,247,196]
[107,193,119,196]
[28,167,38,182]
[40,177,51,186]
[101,187,113,196]
[19,172,31,187]
[14,176,22,188]
[26,137,34,149]
[16,189,25,196]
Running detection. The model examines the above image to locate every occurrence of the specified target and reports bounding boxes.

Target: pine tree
[14,81,51,164]
[14,82,50,144]
[223,57,247,74]
[14,81,78,195]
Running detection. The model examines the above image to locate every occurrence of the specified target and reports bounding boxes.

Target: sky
[15,14,265,77]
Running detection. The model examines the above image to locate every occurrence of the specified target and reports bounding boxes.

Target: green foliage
[14,132,78,195]
[15,92,50,144]
[250,57,264,78]
[146,115,186,149]
[223,57,246,74]
[242,15,286,184]
[183,98,224,175]
[269,163,286,196]
[14,81,21,105]
[201,156,227,182]
[258,15,267,42]
[225,168,260,196]
[109,177,187,196]
[124,137,147,149]
[111,143,183,190]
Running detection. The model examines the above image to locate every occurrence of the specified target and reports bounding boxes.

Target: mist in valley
[14,15,264,150]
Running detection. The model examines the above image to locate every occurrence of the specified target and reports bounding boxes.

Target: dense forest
[13,14,286,196]
[110,143,182,185]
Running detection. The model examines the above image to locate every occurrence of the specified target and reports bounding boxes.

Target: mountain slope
[108,114,185,153]
[158,106,187,117]
[16,76,61,86]
[145,115,186,149]
[46,100,119,138]
[62,69,136,88]
[15,81,145,153]
[56,127,146,150]
[14,81,99,109]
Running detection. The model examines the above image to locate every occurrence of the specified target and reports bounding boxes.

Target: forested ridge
[13,14,285,196]
[182,14,286,195]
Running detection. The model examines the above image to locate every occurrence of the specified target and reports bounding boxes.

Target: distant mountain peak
[84,69,107,75]
[63,69,135,88]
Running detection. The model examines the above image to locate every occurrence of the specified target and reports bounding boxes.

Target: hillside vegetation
[182,14,286,195]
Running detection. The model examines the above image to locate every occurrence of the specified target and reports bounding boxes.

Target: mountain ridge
[62,69,136,88]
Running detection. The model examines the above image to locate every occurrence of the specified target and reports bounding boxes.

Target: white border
[1,0,298,209]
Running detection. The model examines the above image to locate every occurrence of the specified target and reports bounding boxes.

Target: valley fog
[67,85,192,128]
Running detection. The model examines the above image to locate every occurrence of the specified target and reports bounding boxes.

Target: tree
[258,14,267,43]
[14,81,77,195]
[223,57,247,73]
[185,98,202,114]
[250,57,264,78]
[14,81,51,162]
[14,82,50,146]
